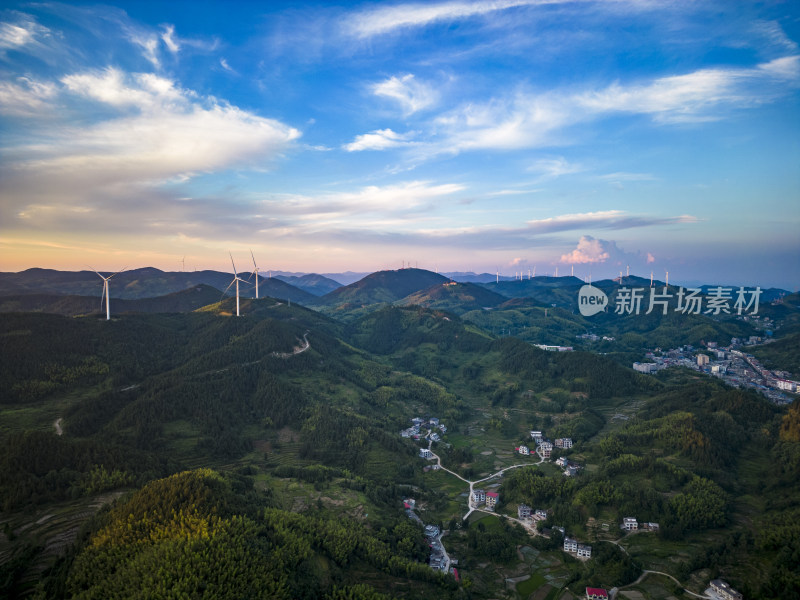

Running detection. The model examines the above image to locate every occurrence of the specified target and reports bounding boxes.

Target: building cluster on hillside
[620,517,659,532]
[555,456,582,476]
[535,344,574,352]
[632,340,795,404]
[564,536,592,558]
[402,416,447,440]
[577,333,615,342]
[528,430,573,460]
[471,489,499,510]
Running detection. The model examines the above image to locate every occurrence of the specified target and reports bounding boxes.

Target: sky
[1,0,798,288]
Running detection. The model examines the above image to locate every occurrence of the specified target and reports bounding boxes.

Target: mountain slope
[398,281,508,314]
[315,269,449,320]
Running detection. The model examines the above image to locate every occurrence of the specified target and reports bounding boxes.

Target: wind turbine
[223,253,247,317]
[90,266,126,321]
[249,249,261,299]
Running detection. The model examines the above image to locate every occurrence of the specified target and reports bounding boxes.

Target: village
[632,336,797,405]
[400,416,745,600]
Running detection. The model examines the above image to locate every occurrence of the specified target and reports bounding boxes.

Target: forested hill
[1,297,798,598]
[0,284,223,316]
[398,282,508,314]
[316,268,449,310]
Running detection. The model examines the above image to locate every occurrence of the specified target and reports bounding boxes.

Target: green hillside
[398,282,508,314]
[0,297,798,599]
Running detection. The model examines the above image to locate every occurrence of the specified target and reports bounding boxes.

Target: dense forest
[1,289,798,599]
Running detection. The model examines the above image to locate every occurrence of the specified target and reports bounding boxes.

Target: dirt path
[617,569,712,599]
[53,418,63,436]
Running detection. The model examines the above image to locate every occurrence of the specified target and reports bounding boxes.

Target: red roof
[453,567,459,582]
[586,588,608,599]
[486,491,499,498]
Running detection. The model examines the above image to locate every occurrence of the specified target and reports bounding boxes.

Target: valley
[0,268,798,599]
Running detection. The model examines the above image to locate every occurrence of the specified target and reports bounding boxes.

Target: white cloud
[344,128,415,151]
[0,14,49,50]
[528,157,582,179]
[0,77,57,116]
[161,24,180,53]
[415,56,800,156]
[560,235,609,264]
[2,68,301,227]
[373,74,439,115]
[647,252,655,263]
[346,0,544,38]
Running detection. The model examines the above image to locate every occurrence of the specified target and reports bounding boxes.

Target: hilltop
[398,281,508,314]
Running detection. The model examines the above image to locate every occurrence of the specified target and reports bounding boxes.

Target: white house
[534,509,548,521]
[555,437,573,449]
[472,489,485,505]
[577,544,592,558]
[518,504,532,520]
[420,448,433,459]
[564,537,578,553]
[530,430,543,442]
[622,517,638,531]
[517,445,530,456]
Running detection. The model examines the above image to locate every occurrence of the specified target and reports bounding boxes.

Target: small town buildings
[710,579,743,600]
[555,437,573,449]
[439,424,447,433]
[420,448,433,459]
[430,433,440,442]
[538,441,553,459]
[518,504,532,520]
[564,465,578,477]
[555,456,569,467]
[585,588,609,600]
[485,491,499,510]
[429,417,440,426]
[517,445,530,456]
[531,430,543,442]
[642,522,659,531]
[403,498,416,509]
[564,538,578,553]
[472,489,486,505]
[577,544,592,558]
[697,354,710,366]
[534,509,548,521]
[622,517,638,531]
[633,362,659,374]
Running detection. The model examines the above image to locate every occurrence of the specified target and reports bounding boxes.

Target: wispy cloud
[345,0,546,38]
[372,74,439,115]
[344,128,415,152]
[528,157,583,179]
[0,76,57,116]
[0,13,49,50]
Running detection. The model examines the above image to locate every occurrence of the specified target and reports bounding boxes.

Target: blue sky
[1,0,798,288]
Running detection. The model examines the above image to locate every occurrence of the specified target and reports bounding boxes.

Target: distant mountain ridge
[0,284,225,316]
[0,267,317,304]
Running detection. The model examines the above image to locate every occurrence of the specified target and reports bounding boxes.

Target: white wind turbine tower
[249,249,262,299]
[90,266,126,321]
[223,253,248,317]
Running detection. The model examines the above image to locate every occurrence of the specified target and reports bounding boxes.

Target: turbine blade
[107,266,127,279]
[229,252,237,276]
[87,264,104,279]
[100,282,106,311]
[250,249,257,269]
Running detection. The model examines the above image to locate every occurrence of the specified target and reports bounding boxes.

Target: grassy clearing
[517,572,546,596]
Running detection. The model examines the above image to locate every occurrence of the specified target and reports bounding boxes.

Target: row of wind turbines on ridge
[90,251,265,320]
